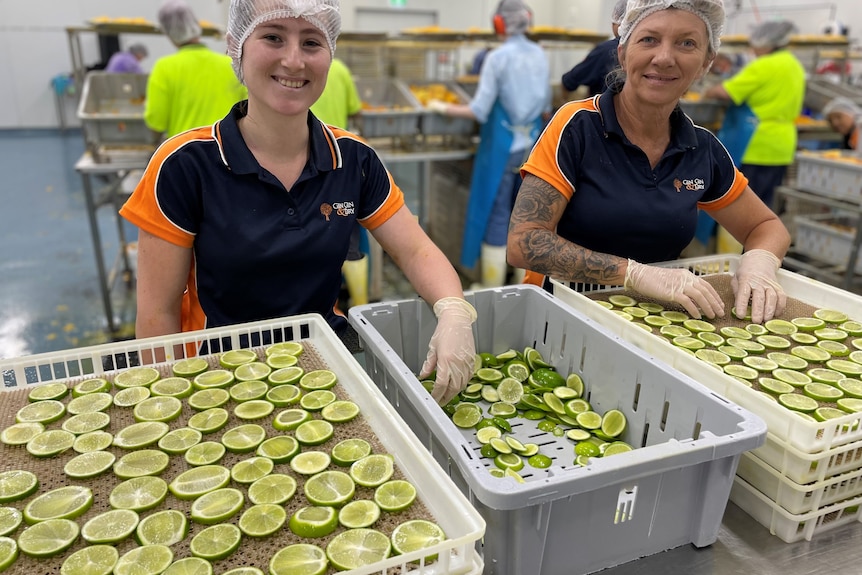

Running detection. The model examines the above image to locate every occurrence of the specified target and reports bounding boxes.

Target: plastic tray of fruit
[550,254,862,455]
[793,213,862,274]
[795,150,862,203]
[0,314,485,575]
[349,285,766,575]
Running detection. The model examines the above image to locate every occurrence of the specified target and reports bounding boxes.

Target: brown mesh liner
[0,342,435,574]
[589,273,857,407]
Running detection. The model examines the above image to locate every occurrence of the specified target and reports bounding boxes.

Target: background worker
[508,0,790,325]
[121,0,476,406]
[822,97,860,151]
[309,58,368,307]
[704,20,805,209]
[560,0,627,99]
[428,0,550,288]
[145,0,248,139]
[105,43,149,74]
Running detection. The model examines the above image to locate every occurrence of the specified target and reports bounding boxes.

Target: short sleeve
[144,61,169,133]
[352,140,405,230]
[722,59,766,107]
[697,134,749,211]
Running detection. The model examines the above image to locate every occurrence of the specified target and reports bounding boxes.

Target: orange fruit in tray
[409,84,460,106]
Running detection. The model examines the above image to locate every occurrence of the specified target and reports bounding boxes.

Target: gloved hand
[426,99,449,114]
[732,249,786,324]
[625,259,725,319]
[419,297,477,405]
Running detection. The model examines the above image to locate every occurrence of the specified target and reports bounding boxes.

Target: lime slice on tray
[163,558,213,575]
[815,328,849,341]
[694,349,731,365]
[792,346,832,363]
[234,400,275,421]
[0,508,22,538]
[300,390,337,411]
[61,545,118,575]
[64,451,116,479]
[158,427,202,455]
[193,370,235,390]
[792,317,826,332]
[267,354,299,370]
[234,362,272,383]
[814,406,850,422]
[772,368,812,387]
[27,429,75,458]
[331,438,372,467]
[219,349,258,369]
[114,544,174,575]
[134,396,183,423]
[268,367,304,387]
[837,398,862,413]
[697,332,725,346]
[231,457,274,485]
[222,424,267,453]
[73,378,111,397]
[644,315,671,327]
[135,509,187,546]
[289,506,339,538]
[804,382,844,402]
[172,357,210,378]
[267,384,302,407]
[190,524,242,561]
[720,326,751,339]
[0,422,44,446]
[623,306,649,319]
[290,451,331,476]
[73,430,113,453]
[299,370,338,391]
[248,474,297,506]
[81,509,139,544]
[188,388,230,411]
[169,466,231,500]
[390,519,446,560]
[185,442,226,467]
[113,367,160,389]
[742,356,779,372]
[273,408,312,431]
[827,359,862,376]
[764,319,797,335]
[718,345,748,360]
[239,504,287,538]
[778,393,819,413]
[295,420,334,446]
[16,400,65,424]
[338,500,381,529]
[188,408,230,435]
[304,471,356,507]
[67,392,113,415]
[608,294,637,307]
[350,455,394,488]
[814,309,848,324]
[727,338,765,354]
[326,529,391,571]
[28,382,69,402]
[269,544,328,575]
[660,325,691,338]
[601,409,627,437]
[723,364,759,381]
[62,411,111,435]
[756,335,791,350]
[758,377,796,396]
[321,400,360,424]
[683,319,715,333]
[792,333,818,345]
[150,377,194,399]
[838,378,862,399]
[0,471,38,504]
[257,436,300,463]
[767,352,808,370]
[113,421,170,449]
[229,380,269,402]
[17,518,79,558]
[114,449,170,479]
[808,368,844,384]
[190,488,245,525]
[660,311,689,323]
[109,477,168,512]
[266,342,304,357]
[819,341,850,357]
[113,386,151,408]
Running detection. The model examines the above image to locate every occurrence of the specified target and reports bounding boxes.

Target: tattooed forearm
[509,175,626,285]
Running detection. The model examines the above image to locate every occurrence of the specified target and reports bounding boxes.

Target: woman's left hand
[419,297,477,405]
[732,249,786,324]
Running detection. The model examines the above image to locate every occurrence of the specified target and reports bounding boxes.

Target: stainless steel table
[74,152,148,335]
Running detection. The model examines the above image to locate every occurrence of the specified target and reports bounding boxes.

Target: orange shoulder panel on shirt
[698,167,749,211]
[120,127,213,249]
[520,98,599,201]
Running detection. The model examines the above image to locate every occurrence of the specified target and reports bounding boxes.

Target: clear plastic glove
[426,99,449,114]
[625,259,725,319]
[419,297,477,405]
[732,249,786,324]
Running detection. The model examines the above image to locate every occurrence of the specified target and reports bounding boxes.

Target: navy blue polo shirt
[521,90,748,265]
[561,37,620,96]
[121,102,404,334]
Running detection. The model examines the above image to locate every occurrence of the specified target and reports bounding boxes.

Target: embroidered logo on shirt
[320,201,355,221]
[320,203,333,221]
[682,178,705,191]
[673,178,682,193]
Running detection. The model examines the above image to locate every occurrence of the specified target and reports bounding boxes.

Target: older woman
[508,0,790,324]
[121,0,477,405]
[822,97,861,151]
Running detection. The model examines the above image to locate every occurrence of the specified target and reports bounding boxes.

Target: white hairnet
[749,19,796,49]
[612,0,628,25]
[128,43,149,58]
[158,0,202,45]
[618,0,725,54]
[823,97,861,119]
[227,0,340,82]
[495,0,532,36]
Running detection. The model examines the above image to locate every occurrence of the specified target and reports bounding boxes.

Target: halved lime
[695,349,731,366]
[390,519,445,560]
[0,508,21,538]
[758,377,796,395]
[608,294,637,308]
[135,509,187,546]
[819,340,851,357]
[219,349,258,369]
[265,342,304,358]
[73,430,113,453]
[248,474,297,506]
[299,370,338,391]
[26,429,75,458]
[257,436,300,463]
[163,558,213,575]
[320,400,360,424]
[814,406,849,422]
[300,390,337,411]
[767,352,808,370]
[64,450,115,479]
[72,378,111,397]
[814,309,848,324]
[837,398,862,413]
[188,388,230,411]
[266,384,302,406]
[295,420,334,446]
[600,409,627,437]
[187,407,230,435]
[185,441,226,467]
[756,335,791,350]
[838,378,862,399]
[527,453,553,468]
[113,386,152,408]
[289,506,339,538]
[134,396,183,423]
[727,338,766,354]
[326,528,391,571]
[113,367,160,389]
[0,471,38,504]
[268,367,305,387]
[169,465,231,500]
[150,376,194,399]
[16,400,65,424]
[815,328,849,341]
[171,357,210,378]
[576,411,602,430]
[67,392,113,415]
[158,427,202,455]
[234,361,272,383]
[28,382,69,402]
[61,545,118,575]
[792,333,819,345]
[331,438,372,467]
[349,454,395,489]
[109,477,168,512]
[723,364,759,381]
[113,449,169,479]
[764,319,797,335]
[266,353,299,370]
[231,456,274,485]
[81,508,139,544]
[603,441,634,456]
[305,471,356,506]
[23,486,92,525]
[778,393,819,413]
[113,421,170,449]
[808,368,845,385]
[574,442,600,457]
[222,424,267,453]
[229,380,269,403]
[792,346,832,363]
[190,488,245,525]
[114,544,173,575]
[290,451,331,476]
[792,317,826,332]
[269,544,328,575]
[192,369,235,390]
[234,400,275,421]
[17,518,78,557]
[238,504,287,538]
[743,356,779,372]
[0,422,45,446]
[804,382,844,402]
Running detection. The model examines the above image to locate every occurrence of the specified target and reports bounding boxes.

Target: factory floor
[0,129,423,362]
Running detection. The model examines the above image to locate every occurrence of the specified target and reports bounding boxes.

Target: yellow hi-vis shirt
[144,43,247,138]
[722,49,805,165]
[310,58,362,130]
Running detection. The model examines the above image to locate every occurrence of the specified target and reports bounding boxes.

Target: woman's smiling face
[618,8,712,107]
[240,16,332,117]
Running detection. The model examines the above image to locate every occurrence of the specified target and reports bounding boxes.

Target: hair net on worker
[612,0,628,25]
[618,0,725,54]
[749,19,796,49]
[227,0,341,81]
[158,0,202,45]
[823,97,862,119]
[495,0,532,36]
[128,43,149,58]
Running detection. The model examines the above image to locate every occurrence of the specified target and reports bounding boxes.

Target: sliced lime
[113,449,170,479]
[190,488,245,525]
[193,369,235,390]
[576,410,602,429]
[718,345,748,360]
[114,544,174,575]
[814,309,848,324]
[299,369,338,391]
[299,390,337,411]
[239,503,287,538]
[837,397,862,413]
[390,519,445,560]
[808,368,845,384]
[17,518,78,557]
[16,400,65,424]
[231,456,274,485]
[804,382,844,402]
[134,396,183,423]
[758,377,796,395]
[660,325,692,338]
[158,427,202,455]
[720,326,751,339]
[756,335,791,350]
[61,545,118,575]
[767,352,808,370]
[0,422,45,446]
[778,393,819,413]
[827,359,862,376]
[660,310,689,323]
[745,323,767,336]
[331,438,372,467]
[64,450,116,479]
[723,364,759,381]
[268,366,305,387]
[248,474,297,506]
[819,340,851,357]
[219,349,258,369]
[792,317,826,332]
[0,508,21,538]
[764,319,797,335]
[222,424,267,453]
[623,306,649,319]
[608,294,637,307]
[113,386,152,408]
[338,500,380,529]
[184,441,226,467]
[321,400,360,424]
[113,367,160,389]
[792,346,832,363]
[61,412,110,436]
[772,368,812,387]
[233,399,274,421]
[234,361,272,383]
[229,380,269,402]
[187,388,230,411]
[814,406,849,422]
[603,441,634,456]
[326,528,391,571]
[815,328,849,341]
[109,477,168,512]
[187,407,230,435]
[349,454,394,488]
[67,392,113,415]
[304,471,356,506]
[81,509,139,544]
[290,451,331,476]
[727,338,765,354]
[269,544,328,575]
[73,430,113,453]
[644,315,672,327]
[72,378,111,397]
[171,357,210,378]
[135,509,187,546]
[163,557,213,575]
[683,319,716,333]
[742,356,779,372]
[792,333,819,345]
[266,353,299,370]
[28,382,69,402]
[695,349,731,366]
[601,409,627,437]
[265,342,304,358]
[26,429,75,458]
[0,471,38,505]
[257,436,300,463]
[288,506,339,538]
[838,378,862,399]
[113,421,170,449]
[295,420,334,446]
[697,331,725,346]
[150,376,194,399]
[169,465,231,500]
[266,384,302,406]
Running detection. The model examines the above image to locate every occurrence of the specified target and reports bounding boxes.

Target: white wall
[0,0,858,129]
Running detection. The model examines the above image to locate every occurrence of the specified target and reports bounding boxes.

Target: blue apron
[695,102,758,245]
[460,101,515,269]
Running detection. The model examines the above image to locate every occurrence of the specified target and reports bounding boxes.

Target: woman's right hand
[624,260,725,319]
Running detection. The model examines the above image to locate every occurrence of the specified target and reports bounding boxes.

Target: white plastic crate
[730,475,862,543]
[736,451,862,514]
[550,255,862,455]
[794,213,862,274]
[753,431,862,485]
[0,314,485,575]
[349,285,766,575]
[795,151,862,203]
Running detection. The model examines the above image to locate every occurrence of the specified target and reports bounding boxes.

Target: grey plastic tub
[77,72,159,151]
[353,78,422,138]
[349,285,767,575]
